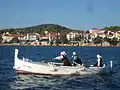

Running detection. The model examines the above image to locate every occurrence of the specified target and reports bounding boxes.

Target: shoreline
[0,44,120,47]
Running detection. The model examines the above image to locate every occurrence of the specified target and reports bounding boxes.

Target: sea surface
[0,46,120,90]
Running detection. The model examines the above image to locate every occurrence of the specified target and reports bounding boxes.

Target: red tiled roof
[92,28,99,30]
[8,34,24,37]
[91,30,100,33]
[48,32,60,37]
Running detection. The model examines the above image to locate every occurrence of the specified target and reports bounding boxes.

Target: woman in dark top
[72,52,82,66]
[54,51,71,66]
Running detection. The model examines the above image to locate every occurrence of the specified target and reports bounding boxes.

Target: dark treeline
[0,24,120,34]
[103,26,120,32]
[0,24,74,34]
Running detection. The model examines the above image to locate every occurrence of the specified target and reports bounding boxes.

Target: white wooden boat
[13,49,109,75]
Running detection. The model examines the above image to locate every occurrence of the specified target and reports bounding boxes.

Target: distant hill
[0,24,73,34]
[1,24,120,34]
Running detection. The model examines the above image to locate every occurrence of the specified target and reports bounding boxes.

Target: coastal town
[0,25,120,46]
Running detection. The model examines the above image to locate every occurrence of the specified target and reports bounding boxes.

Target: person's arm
[97,59,100,67]
[54,56,63,60]
[73,56,77,61]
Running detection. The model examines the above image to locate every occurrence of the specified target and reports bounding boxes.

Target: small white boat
[13,49,109,75]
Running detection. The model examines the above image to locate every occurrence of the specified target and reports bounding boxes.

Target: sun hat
[73,52,77,55]
[61,51,66,56]
[60,52,64,55]
[62,51,66,56]
[97,54,102,58]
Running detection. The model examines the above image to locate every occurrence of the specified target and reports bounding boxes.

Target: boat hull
[13,49,107,75]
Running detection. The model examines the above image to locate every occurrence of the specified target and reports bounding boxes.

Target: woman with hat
[54,51,71,66]
[72,52,83,66]
[94,54,103,67]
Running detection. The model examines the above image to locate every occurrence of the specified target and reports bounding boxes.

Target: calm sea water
[0,46,120,90]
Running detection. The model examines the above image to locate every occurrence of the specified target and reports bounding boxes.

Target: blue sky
[0,0,120,30]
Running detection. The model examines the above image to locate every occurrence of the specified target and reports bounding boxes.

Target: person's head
[60,51,66,56]
[60,52,63,55]
[62,51,66,56]
[73,52,77,56]
[97,54,102,59]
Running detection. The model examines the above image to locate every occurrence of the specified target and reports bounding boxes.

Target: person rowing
[94,54,103,67]
[72,52,83,66]
[53,51,72,66]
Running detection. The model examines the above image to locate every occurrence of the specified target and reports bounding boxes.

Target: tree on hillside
[93,36,103,45]
[74,36,81,41]
[60,34,68,44]
[104,37,119,46]
[0,24,72,34]
[11,37,19,43]
[103,26,120,32]
[0,36,3,44]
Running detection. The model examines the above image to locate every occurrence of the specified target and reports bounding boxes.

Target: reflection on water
[10,73,120,90]
[10,74,93,90]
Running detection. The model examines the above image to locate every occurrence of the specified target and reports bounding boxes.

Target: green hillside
[0,24,73,34]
